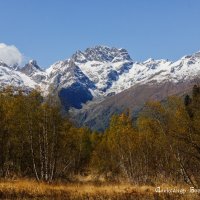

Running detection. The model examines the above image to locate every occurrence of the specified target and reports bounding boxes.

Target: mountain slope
[0,61,38,90]
[71,80,197,131]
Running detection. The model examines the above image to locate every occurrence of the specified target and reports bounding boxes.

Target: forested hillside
[1,85,200,187]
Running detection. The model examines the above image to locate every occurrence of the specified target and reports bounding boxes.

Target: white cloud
[0,43,23,66]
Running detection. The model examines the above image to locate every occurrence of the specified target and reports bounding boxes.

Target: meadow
[0,179,199,200]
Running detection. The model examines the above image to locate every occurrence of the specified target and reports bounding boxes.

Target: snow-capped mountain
[47,46,133,97]
[106,52,200,95]
[0,60,38,90]
[0,46,200,110]
[72,46,133,95]
[20,60,47,84]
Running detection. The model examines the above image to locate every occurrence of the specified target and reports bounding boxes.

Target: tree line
[0,85,200,186]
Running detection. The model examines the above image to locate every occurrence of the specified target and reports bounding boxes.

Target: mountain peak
[20,60,43,77]
[72,45,132,63]
[29,59,38,66]
[26,60,41,70]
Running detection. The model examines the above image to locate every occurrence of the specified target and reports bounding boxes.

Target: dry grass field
[0,179,199,200]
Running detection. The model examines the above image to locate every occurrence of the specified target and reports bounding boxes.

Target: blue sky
[1,0,200,68]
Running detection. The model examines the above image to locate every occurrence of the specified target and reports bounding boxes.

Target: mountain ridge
[0,46,200,123]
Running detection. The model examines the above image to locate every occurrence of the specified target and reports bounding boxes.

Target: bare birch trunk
[27,115,39,181]
[39,133,44,180]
